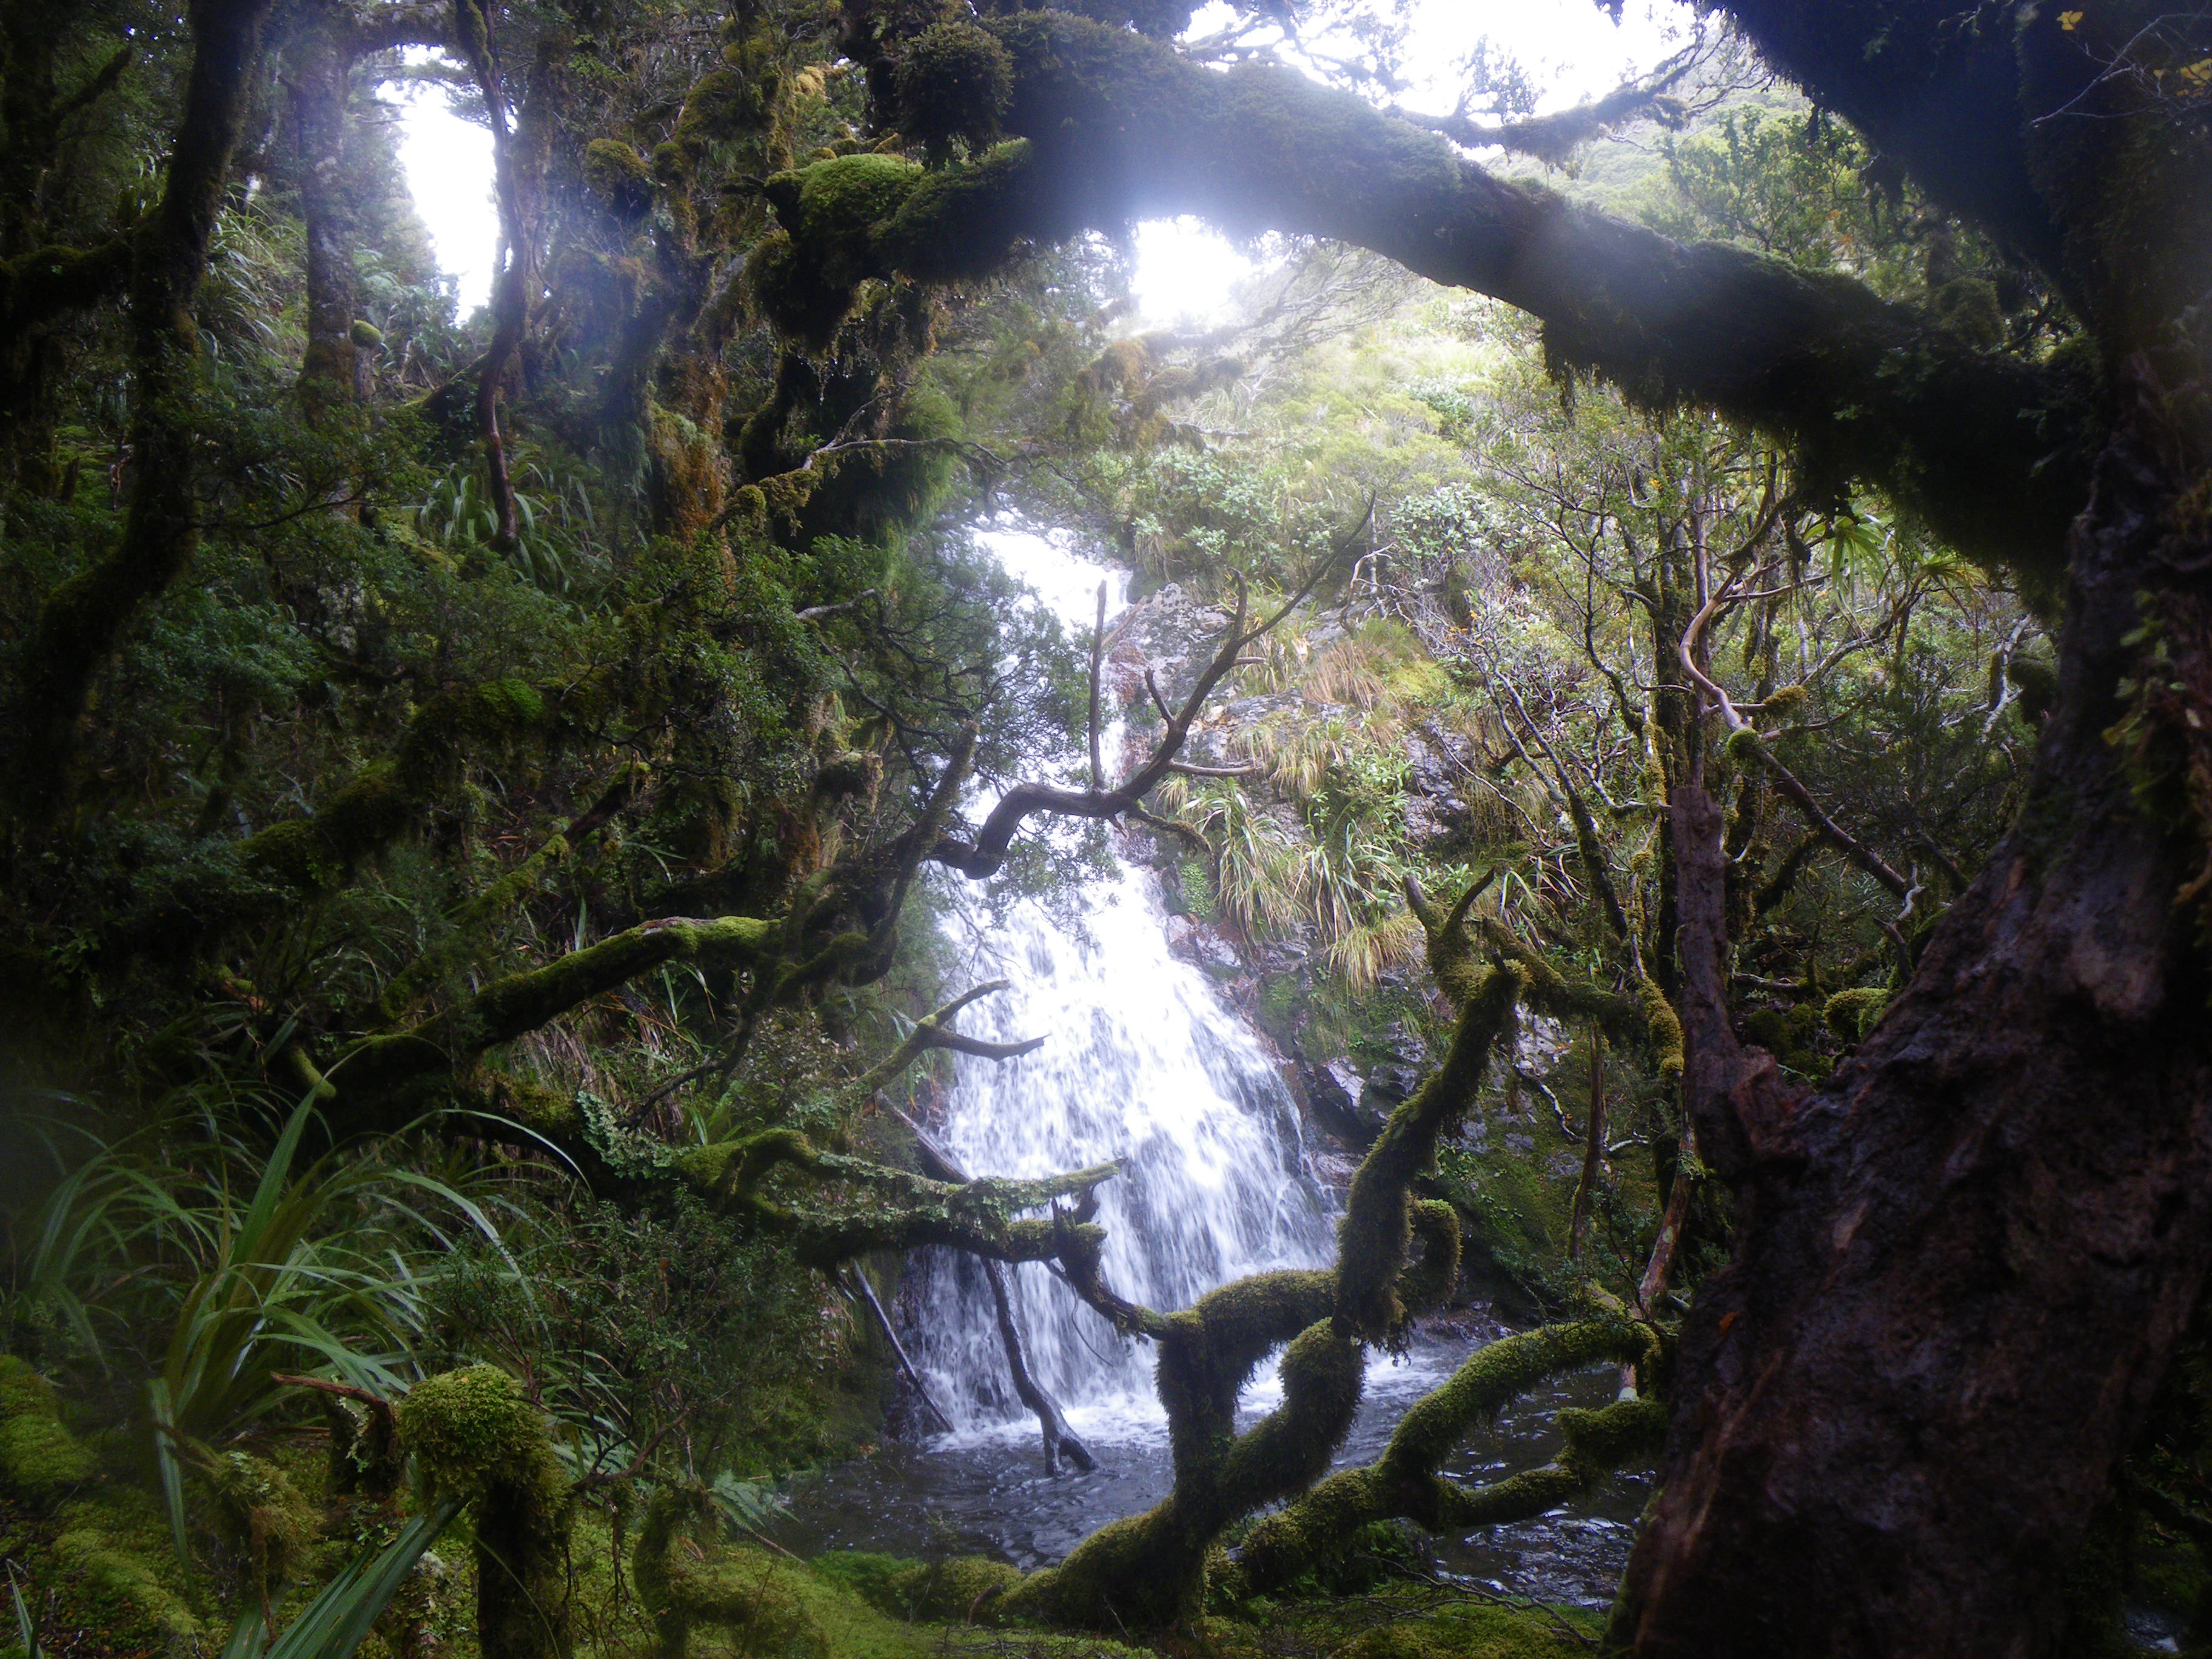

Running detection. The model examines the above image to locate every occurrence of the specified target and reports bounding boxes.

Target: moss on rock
[886,1557,1024,1623]
[0,1358,96,1505]
[49,1486,204,1647]
[637,1485,828,1659]
[212,1450,318,1597]
[1823,985,1891,1042]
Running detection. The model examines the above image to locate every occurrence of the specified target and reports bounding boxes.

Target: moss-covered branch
[240,679,562,894]
[1008,1272,1349,1626]
[758,12,2094,597]
[1230,1319,1663,1597]
[374,762,648,1023]
[324,913,782,1119]
[0,236,132,335]
[1336,958,1520,1342]
[1014,871,1527,1626]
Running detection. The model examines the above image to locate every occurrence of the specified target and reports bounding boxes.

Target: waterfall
[904,529,1334,1441]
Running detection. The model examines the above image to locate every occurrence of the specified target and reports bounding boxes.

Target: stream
[777,528,1652,1611]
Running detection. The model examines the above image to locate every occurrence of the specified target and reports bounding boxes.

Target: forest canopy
[0,1,2207,1658]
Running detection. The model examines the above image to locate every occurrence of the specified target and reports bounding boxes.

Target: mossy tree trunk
[785,5,2212,1645]
[453,0,561,555]
[8,0,280,823]
[1603,4,2212,1652]
[289,9,359,409]
[0,2,131,495]
[286,4,448,414]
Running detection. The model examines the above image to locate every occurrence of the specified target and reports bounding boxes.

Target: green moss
[1762,682,1809,720]
[399,1366,573,1659]
[794,155,923,255]
[894,23,1014,156]
[1638,975,1684,1076]
[49,1486,204,1647]
[886,1557,1024,1623]
[1233,1323,1658,1598]
[211,1450,319,1594]
[0,1358,96,1505]
[748,230,858,349]
[237,680,555,896]
[1722,726,1767,769]
[637,1486,827,1659]
[1823,985,1891,1042]
[584,138,655,221]
[398,1366,548,1492]
[675,63,769,154]
[808,1552,922,1614]
[474,677,546,728]
[1390,1322,1650,1473]
[1398,1199,1462,1317]
[751,142,1048,346]
[1329,1603,1596,1659]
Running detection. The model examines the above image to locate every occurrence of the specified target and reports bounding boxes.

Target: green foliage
[0,1358,96,1506]
[0,4,2106,1647]
[424,1191,853,1476]
[8,1093,507,1567]
[582,139,655,222]
[218,1500,461,1659]
[1823,986,1892,1042]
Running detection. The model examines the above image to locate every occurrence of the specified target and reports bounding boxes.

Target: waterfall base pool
[776,1329,1652,1612]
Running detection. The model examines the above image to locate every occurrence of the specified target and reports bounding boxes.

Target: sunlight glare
[395,75,496,315]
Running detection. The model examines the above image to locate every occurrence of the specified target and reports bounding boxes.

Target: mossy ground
[1204,1586,1600,1659]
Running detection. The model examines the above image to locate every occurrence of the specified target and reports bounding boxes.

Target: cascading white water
[789,528,1649,1602]
[904,529,1334,1440]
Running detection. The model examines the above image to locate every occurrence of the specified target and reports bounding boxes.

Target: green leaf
[223,1501,460,1659]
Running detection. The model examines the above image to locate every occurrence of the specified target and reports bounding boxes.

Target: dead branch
[928,503,1372,879]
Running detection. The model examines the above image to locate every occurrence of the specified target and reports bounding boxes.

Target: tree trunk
[1611,371,2212,1655]
[8,0,280,822]
[290,11,357,410]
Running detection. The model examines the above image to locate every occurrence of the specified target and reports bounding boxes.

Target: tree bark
[288,2,453,414]
[453,0,557,555]
[1610,368,2212,1653]
[0,8,131,494]
[290,8,360,409]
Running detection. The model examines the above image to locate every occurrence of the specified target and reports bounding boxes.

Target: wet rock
[1358,1020,1430,1118]
[1399,724,1480,855]
[1102,581,1238,711]
[1307,1147,1363,1193]
[1165,914,1243,979]
[1514,1013,1571,1077]
[1301,1056,1386,1147]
